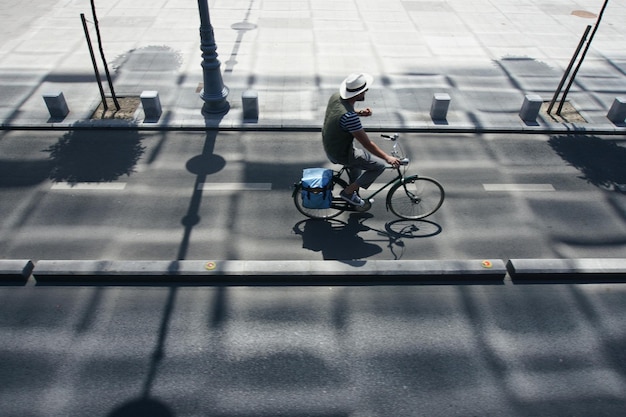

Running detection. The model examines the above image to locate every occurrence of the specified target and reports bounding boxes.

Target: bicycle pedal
[356,199,372,212]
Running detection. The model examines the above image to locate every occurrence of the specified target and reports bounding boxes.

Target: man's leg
[344,166,361,195]
[349,148,386,189]
[342,148,386,200]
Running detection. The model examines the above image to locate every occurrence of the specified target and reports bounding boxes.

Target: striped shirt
[339,112,362,132]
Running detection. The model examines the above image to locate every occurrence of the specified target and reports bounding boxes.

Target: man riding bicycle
[322,73,401,207]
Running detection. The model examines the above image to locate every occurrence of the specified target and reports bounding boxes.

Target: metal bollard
[519,94,543,123]
[140,90,162,121]
[242,89,259,121]
[430,93,451,121]
[607,97,626,124]
[43,91,70,118]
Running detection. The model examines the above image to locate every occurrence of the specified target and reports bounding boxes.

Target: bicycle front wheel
[293,176,348,220]
[387,176,444,220]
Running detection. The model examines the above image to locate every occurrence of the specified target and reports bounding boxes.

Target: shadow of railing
[0,159,51,187]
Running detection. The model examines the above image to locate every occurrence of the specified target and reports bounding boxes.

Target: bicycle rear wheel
[387,176,444,220]
[293,176,348,219]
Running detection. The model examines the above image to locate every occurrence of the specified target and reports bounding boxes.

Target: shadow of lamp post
[197,0,229,115]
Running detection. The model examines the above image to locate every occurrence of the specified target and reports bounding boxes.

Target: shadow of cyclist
[293,213,443,261]
[293,213,382,261]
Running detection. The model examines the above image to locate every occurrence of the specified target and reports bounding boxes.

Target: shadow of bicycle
[293,213,442,261]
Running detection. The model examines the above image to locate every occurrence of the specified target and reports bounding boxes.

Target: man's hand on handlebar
[387,156,402,168]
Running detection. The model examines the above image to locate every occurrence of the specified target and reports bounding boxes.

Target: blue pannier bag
[301,168,333,209]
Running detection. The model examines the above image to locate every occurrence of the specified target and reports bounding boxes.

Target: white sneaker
[340,191,365,207]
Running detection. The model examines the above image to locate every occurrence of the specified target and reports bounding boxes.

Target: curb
[507,258,626,282]
[1,123,626,136]
[0,259,34,284]
[4,258,626,286]
[30,259,506,285]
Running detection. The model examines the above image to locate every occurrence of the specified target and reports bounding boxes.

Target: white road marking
[483,184,555,192]
[47,182,554,193]
[51,182,127,190]
[197,183,272,191]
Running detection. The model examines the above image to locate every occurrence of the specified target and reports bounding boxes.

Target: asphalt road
[1,129,626,416]
[1,282,626,417]
[1,129,625,261]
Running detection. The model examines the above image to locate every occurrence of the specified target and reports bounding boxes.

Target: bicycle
[293,133,445,220]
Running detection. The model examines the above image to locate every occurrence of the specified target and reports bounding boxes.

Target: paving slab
[0,0,624,133]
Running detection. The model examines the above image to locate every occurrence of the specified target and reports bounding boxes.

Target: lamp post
[197,0,229,114]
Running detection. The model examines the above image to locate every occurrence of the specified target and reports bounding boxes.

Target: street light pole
[197,0,229,114]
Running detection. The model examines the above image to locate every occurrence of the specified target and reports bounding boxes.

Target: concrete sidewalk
[1,0,625,133]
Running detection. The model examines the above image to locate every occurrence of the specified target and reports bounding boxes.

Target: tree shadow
[45,121,145,184]
[548,134,626,190]
[111,45,183,73]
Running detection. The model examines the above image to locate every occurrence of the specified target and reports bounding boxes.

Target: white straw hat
[339,73,373,99]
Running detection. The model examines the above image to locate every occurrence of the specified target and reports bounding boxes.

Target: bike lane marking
[483,184,555,192]
[49,182,273,191]
[51,182,127,190]
[197,183,272,191]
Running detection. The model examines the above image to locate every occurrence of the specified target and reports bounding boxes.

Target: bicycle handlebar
[385,158,410,168]
[380,133,399,141]
[380,134,408,166]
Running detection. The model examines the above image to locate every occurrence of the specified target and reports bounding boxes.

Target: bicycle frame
[333,165,409,212]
